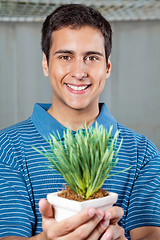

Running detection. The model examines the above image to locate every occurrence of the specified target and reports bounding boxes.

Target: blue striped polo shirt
[0,103,160,239]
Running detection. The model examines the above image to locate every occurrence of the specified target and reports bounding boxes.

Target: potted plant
[34,123,129,221]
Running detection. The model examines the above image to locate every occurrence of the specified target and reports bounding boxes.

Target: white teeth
[67,84,88,91]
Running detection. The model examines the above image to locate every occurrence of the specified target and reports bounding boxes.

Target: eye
[85,55,98,61]
[59,55,71,61]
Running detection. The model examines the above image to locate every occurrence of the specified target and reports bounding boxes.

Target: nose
[70,59,87,80]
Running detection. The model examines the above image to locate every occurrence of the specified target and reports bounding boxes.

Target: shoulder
[0,118,39,168]
[0,117,38,142]
[117,122,159,163]
[117,122,145,140]
[1,117,34,135]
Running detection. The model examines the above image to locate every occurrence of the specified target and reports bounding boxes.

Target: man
[0,4,160,240]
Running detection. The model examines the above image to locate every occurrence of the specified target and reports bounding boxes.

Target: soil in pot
[58,185,109,202]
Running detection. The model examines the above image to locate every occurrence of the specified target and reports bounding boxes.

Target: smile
[66,84,89,91]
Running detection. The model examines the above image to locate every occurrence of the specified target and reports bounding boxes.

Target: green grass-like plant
[34,123,129,199]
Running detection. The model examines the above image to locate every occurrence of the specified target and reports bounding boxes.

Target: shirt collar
[30,103,117,140]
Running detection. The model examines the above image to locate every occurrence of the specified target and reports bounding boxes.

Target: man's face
[42,26,111,113]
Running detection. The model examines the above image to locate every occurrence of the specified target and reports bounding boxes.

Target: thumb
[39,198,54,218]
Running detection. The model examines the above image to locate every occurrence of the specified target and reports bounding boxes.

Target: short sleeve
[125,142,160,233]
[0,132,35,237]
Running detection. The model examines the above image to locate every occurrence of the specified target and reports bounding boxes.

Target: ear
[106,57,111,79]
[42,53,49,77]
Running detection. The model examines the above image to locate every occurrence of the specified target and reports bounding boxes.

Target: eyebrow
[54,50,74,55]
[84,51,104,57]
[54,50,104,57]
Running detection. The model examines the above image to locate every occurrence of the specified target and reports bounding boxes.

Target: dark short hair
[41,4,112,65]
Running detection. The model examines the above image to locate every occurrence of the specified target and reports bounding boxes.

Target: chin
[68,104,89,111]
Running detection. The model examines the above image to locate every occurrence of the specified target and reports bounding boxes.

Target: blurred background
[0,0,160,150]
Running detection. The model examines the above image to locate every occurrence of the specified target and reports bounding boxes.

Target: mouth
[66,83,91,91]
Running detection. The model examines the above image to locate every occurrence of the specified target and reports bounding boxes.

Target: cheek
[49,63,69,81]
[94,69,106,95]
[48,67,61,83]
[94,68,106,85]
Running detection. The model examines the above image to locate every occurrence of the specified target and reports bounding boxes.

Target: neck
[47,103,99,131]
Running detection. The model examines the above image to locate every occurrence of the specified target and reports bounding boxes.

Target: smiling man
[0,4,160,240]
[42,26,111,130]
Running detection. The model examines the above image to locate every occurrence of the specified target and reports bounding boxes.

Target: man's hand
[39,199,126,240]
[101,206,127,240]
[39,199,109,240]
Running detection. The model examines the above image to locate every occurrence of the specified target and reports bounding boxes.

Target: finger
[87,219,110,240]
[39,198,54,218]
[101,224,126,240]
[41,207,97,239]
[55,207,98,237]
[39,199,57,240]
[59,209,105,240]
[104,206,124,224]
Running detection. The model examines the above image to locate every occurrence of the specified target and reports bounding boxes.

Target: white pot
[47,191,118,222]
